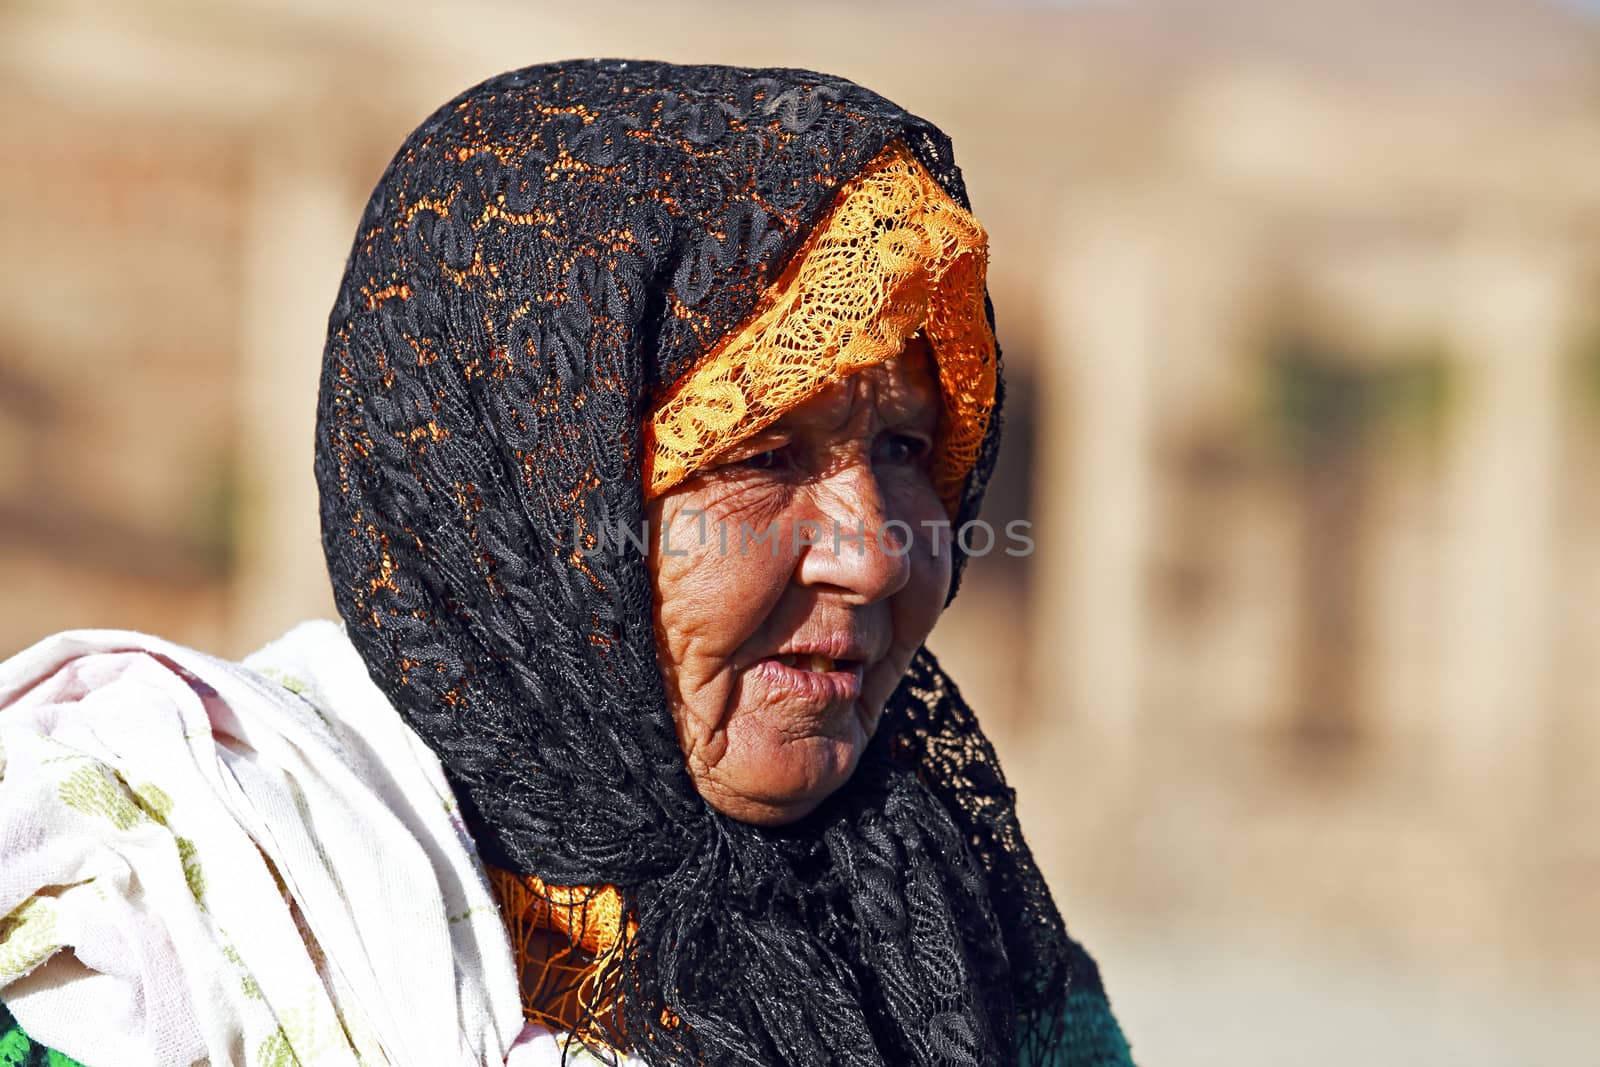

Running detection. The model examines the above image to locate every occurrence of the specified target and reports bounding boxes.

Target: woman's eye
[740,447,787,471]
[879,434,932,466]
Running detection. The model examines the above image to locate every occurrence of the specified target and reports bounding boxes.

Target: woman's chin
[705,734,864,826]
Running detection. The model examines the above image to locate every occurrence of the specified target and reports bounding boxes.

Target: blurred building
[2,1,1597,1062]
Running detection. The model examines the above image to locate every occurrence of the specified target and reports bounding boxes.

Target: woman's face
[648,337,953,825]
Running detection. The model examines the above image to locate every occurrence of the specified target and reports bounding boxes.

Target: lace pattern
[644,141,996,514]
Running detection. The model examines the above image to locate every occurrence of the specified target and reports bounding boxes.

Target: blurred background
[2,0,1597,1061]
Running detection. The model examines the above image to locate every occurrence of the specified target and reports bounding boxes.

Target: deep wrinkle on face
[648,337,954,825]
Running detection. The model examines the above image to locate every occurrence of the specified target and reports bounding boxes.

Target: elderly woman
[0,60,1133,1066]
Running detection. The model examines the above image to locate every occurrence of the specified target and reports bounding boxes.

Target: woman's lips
[746,654,865,706]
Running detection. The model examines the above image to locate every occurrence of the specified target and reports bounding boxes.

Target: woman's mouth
[748,653,866,705]
[770,652,856,673]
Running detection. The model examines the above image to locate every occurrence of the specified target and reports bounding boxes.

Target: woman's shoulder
[0,620,530,1067]
[0,618,435,811]
[0,620,356,742]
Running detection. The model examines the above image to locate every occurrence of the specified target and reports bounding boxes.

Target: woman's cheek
[656,492,798,712]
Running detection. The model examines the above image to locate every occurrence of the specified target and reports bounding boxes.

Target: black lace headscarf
[315,59,1108,1066]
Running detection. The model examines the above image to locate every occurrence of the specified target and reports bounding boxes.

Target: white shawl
[0,620,639,1067]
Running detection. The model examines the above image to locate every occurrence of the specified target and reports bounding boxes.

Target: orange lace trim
[485,864,635,1047]
[643,141,997,516]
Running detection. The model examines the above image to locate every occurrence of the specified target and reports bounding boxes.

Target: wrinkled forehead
[775,336,942,436]
[853,336,942,429]
[642,142,997,518]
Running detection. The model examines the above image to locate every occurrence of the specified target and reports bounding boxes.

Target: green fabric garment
[1024,937,1137,1067]
[0,999,86,1067]
[1050,982,1137,1066]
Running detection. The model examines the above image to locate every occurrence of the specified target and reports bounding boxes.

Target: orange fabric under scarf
[485,865,635,1046]
[485,141,998,1049]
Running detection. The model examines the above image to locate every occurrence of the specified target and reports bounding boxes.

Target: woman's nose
[793,460,912,604]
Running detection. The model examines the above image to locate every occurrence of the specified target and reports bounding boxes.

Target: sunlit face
[647,337,953,825]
